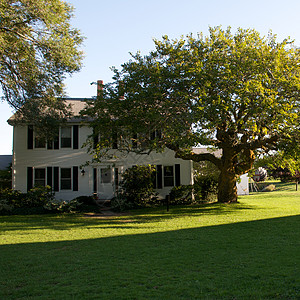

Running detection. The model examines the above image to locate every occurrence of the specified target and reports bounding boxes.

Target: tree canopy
[1,0,83,130]
[83,27,300,203]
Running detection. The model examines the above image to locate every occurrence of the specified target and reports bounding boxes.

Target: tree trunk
[217,168,238,203]
[217,148,239,203]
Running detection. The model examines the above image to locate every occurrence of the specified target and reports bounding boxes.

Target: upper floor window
[61,127,72,148]
[34,136,46,148]
[27,125,79,151]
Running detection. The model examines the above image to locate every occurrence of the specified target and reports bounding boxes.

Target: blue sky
[1,0,300,154]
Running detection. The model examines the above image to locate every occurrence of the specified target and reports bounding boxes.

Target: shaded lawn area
[0,182,299,299]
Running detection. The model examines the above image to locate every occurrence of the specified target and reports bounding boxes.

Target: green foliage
[26,186,55,207]
[71,195,99,212]
[1,0,84,135]
[169,185,193,205]
[112,165,158,210]
[44,198,81,213]
[0,186,54,214]
[83,26,300,203]
[0,199,13,213]
[255,151,300,182]
[0,188,26,209]
[194,175,218,202]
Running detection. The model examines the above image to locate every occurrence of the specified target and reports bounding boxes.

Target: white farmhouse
[8,98,193,200]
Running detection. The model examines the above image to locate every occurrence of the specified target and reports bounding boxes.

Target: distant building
[0,155,12,170]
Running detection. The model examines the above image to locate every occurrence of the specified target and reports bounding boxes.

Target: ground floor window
[61,168,72,190]
[164,166,174,187]
[151,164,180,189]
[34,168,46,187]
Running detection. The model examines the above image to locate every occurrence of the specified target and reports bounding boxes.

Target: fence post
[166,194,170,212]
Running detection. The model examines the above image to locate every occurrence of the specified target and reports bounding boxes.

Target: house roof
[0,155,12,170]
[7,98,93,125]
[65,98,92,117]
[192,147,222,157]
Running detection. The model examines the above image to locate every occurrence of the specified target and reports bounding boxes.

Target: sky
[1,0,300,154]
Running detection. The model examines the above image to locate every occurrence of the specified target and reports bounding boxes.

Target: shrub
[0,188,26,208]
[113,165,158,210]
[111,194,132,211]
[169,185,193,205]
[44,199,82,213]
[0,199,13,213]
[194,175,218,202]
[74,195,96,206]
[72,195,99,212]
[26,186,55,207]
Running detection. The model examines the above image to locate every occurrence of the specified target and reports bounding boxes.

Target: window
[34,135,46,148]
[101,168,111,183]
[34,168,46,187]
[61,127,72,148]
[164,166,174,187]
[47,130,59,149]
[61,168,72,190]
[150,129,162,140]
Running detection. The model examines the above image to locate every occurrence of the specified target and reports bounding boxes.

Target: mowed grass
[0,182,299,299]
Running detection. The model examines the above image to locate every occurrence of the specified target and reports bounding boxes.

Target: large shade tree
[0,0,83,133]
[83,27,300,203]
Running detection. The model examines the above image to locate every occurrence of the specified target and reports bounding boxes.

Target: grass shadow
[0,201,256,232]
[0,215,299,299]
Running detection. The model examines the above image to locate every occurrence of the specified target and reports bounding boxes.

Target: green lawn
[0,182,299,299]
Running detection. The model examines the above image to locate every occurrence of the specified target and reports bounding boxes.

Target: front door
[97,167,114,199]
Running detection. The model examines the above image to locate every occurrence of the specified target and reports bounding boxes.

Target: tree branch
[167,144,222,168]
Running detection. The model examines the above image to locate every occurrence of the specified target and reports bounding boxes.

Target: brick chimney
[97,80,103,97]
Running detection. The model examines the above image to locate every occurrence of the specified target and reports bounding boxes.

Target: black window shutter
[175,164,181,186]
[73,166,78,191]
[157,165,163,189]
[93,168,97,193]
[47,141,53,150]
[152,165,157,189]
[73,125,79,149]
[47,167,53,187]
[27,126,33,149]
[93,127,98,149]
[27,167,33,191]
[54,134,59,149]
[53,167,59,192]
[114,168,119,191]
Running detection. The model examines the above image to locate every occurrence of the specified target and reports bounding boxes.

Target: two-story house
[8,98,194,200]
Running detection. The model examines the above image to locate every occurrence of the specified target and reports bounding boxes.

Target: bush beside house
[0,186,85,215]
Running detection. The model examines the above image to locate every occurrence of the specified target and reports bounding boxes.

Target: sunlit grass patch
[0,182,299,299]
